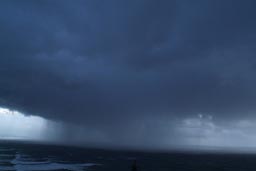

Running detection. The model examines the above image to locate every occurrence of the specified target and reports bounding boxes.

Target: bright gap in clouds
[0,107,110,146]
[177,114,256,150]
[1,106,256,151]
[0,107,61,142]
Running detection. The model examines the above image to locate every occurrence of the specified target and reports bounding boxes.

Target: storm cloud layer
[1,0,256,149]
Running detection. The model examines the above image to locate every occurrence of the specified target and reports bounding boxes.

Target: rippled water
[0,146,99,171]
[1,141,256,171]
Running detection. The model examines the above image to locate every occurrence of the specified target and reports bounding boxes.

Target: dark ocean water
[1,141,256,171]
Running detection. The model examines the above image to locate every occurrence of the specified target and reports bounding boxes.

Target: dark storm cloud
[1,0,256,148]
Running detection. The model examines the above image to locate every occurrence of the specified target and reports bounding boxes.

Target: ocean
[0,140,256,171]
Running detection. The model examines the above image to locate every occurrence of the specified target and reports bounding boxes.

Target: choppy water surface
[1,141,256,171]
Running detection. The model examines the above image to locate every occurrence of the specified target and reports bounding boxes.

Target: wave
[0,152,101,171]
[14,162,100,171]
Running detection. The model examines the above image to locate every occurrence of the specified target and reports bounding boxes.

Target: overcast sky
[1,0,256,150]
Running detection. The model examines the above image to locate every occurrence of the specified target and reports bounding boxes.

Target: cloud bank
[1,0,256,150]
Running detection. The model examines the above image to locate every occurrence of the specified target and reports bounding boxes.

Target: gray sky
[1,0,256,150]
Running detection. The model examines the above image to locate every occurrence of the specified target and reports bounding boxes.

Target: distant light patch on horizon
[0,107,57,141]
[177,114,256,148]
